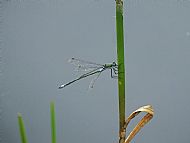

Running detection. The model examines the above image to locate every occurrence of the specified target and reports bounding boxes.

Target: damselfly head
[112,62,117,66]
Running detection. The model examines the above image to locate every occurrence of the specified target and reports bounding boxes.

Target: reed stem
[115,0,126,142]
[50,101,57,143]
[17,113,28,143]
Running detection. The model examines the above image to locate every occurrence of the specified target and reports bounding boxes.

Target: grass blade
[50,101,57,143]
[17,113,28,143]
[116,0,126,142]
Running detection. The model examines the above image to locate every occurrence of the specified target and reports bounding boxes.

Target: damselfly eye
[113,62,117,66]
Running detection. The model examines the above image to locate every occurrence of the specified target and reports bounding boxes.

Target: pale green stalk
[17,113,28,143]
[116,0,126,143]
[50,101,57,143]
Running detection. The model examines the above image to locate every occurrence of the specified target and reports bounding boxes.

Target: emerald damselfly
[58,58,118,89]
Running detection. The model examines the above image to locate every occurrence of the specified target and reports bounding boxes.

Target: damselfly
[58,58,118,89]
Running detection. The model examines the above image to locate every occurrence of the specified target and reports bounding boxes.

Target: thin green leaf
[116,0,126,142]
[50,101,57,143]
[17,113,28,143]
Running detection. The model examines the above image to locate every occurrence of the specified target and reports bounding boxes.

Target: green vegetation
[50,101,57,143]
[17,1,154,143]
[17,113,28,143]
[115,0,126,142]
[17,101,57,143]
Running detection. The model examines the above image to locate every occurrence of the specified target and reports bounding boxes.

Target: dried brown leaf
[119,105,154,143]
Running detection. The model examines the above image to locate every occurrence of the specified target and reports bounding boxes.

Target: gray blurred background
[1,0,190,143]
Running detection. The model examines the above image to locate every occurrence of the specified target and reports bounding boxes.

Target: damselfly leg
[110,62,118,78]
[89,71,102,88]
[111,68,118,78]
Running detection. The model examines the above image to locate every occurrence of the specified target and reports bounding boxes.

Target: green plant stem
[116,0,126,142]
[17,113,28,143]
[50,101,57,143]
